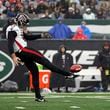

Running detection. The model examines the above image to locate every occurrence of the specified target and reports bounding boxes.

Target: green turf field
[0,92,110,110]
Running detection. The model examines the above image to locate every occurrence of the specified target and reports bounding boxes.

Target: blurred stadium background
[0,0,110,109]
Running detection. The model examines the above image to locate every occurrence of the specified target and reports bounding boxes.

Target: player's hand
[41,32,52,39]
[11,53,22,66]
[12,57,22,66]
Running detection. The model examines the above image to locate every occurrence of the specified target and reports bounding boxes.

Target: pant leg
[101,70,108,91]
[24,61,42,98]
[37,57,71,76]
[16,51,42,98]
[21,47,71,76]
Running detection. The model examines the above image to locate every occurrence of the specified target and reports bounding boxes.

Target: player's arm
[23,26,51,40]
[23,32,42,40]
[8,31,21,65]
[8,31,16,55]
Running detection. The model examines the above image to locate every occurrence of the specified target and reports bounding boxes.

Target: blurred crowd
[0,0,110,20]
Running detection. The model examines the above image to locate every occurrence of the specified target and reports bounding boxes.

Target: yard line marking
[105,100,110,101]
[51,92,110,95]
[0,93,34,96]
[17,95,110,100]
[15,107,25,109]
[20,101,28,103]
[70,106,80,109]
[1,92,110,96]
[63,100,71,102]
[18,96,34,99]
[1,97,15,99]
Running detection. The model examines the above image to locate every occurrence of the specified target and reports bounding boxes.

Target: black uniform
[98,43,110,91]
[51,45,73,92]
[6,13,78,102]
[6,24,76,101]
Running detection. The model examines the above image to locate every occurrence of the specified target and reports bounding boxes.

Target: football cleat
[35,96,46,102]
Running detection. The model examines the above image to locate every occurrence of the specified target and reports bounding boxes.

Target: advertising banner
[0,40,109,90]
[30,70,51,89]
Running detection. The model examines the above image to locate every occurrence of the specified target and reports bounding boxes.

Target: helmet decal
[16,13,30,26]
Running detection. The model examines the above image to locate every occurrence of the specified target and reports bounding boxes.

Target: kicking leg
[38,57,72,76]
[21,47,78,78]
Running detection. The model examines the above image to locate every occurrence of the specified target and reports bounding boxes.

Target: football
[70,64,82,73]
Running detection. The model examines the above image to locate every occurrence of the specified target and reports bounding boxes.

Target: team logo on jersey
[0,51,15,82]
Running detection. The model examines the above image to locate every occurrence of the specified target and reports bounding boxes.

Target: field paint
[1,92,110,100]
[1,97,15,99]
[17,95,110,100]
[63,100,71,102]
[15,107,25,109]
[46,95,110,100]
[55,92,110,95]
[18,95,73,99]
[1,92,110,96]
[105,100,110,101]
[18,96,34,99]
[21,101,28,103]
[70,106,80,109]
[0,93,34,96]
[84,96,110,99]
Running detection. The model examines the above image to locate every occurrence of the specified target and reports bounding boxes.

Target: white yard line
[47,95,110,100]
[0,93,34,96]
[0,92,110,96]
[70,106,80,109]
[0,97,15,99]
[20,101,28,103]
[18,96,34,99]
[0,92,110,100]
[63,100,71,102]
[1,95,109,101]
[105,100,110,102]
[54,92,110,95]
[16,95,110,100]
[15,107,26,110]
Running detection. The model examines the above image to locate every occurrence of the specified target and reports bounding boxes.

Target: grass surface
[0,92,110,110]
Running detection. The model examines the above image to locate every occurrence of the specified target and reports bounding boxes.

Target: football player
[6,13,79,102]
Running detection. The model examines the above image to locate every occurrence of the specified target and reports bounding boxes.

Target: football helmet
[16,13,30,26]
